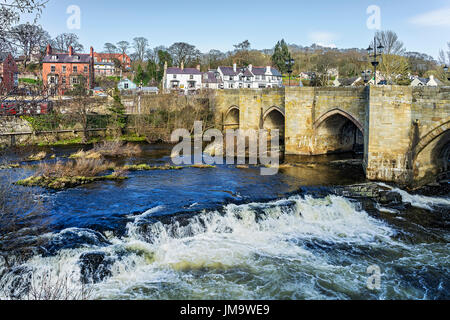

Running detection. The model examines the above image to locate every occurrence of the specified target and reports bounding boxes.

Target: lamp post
[285,58,295,86]
[367,37,384,85]
[444,65,450,81]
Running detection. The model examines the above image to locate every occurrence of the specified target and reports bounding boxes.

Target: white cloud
[409,7,450,27]
[308,32,338,48]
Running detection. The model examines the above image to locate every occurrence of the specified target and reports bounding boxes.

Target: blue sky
[23,0,450,58]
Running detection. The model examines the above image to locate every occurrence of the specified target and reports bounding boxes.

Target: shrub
[36,159,115,178]
[92,141,142,158]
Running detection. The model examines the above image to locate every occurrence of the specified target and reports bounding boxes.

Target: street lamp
[285,58,295,86]
[444,65,450,81]
[367,37,384,85]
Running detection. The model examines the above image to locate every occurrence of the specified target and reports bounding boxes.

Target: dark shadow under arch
[224,106,240,129]
[314,108,364,134]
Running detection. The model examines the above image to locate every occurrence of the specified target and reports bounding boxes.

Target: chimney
[233,63,237,73]
[46,44,52,55]
[266,66,271,73]
[181,61,184,71]
[196,64,201,71]
[430,75,434,80]
[164,61,168,71]
[69,46,74,56]
[90,46,94,58]
[248,64,253,72]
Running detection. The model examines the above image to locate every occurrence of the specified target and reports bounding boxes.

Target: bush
[36,159,115,178]
[92,141,142,158]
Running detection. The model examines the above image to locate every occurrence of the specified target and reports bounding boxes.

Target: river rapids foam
[1,193,448,300]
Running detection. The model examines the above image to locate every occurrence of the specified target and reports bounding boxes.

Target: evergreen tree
[272,39,291,74]
[108,88,127,130]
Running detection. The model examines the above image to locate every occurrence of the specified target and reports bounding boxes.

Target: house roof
[43,53,92,64]
[141,87,159,92]
[0,52,12,62]
[270,68,282,77]
[339,77,360,86]
[218,66,239,76]
[203,71,222,83]
[429,77,443,85]
[167,67,202,75]
[219,66,281,77]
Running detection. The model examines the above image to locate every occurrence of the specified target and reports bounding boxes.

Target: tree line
[1,1,448,87]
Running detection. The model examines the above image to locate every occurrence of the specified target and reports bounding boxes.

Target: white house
[410,75,443,87]
[202,71,222,89]
[94,62,115,76]
[333,76,362,87]
[217,63,282,89]
[163,62,202,94]
[427,75,443,87]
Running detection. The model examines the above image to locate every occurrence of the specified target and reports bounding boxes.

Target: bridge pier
[215,86,450,187]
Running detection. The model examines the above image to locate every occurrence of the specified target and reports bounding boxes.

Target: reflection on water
[0,144,448,300]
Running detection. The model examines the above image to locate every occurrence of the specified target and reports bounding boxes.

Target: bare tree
[116,40,129,56]
[0,0,47,44]
[9,23,50,67]
[103,42,117,54]
[438,42,450,65]
[51,33,84,53]
[133,37,148,62]
[375,30,405,55]
[168,42,200,67]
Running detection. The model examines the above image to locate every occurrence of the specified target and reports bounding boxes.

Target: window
[229,76,233,81]
[247,84,251,88]
[124,82,129,89]
[50,76,55,84]
[73,66,78,73]
[84,66,88,72]
[62,66,66,73]
[62,77,66,84]
[173,74,177,79]
[72,77,79,84]
[51,65,56,73]
[190,75,194,80]
[52,55,57,60]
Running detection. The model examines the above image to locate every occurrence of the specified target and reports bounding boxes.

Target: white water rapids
[1,192,449,300]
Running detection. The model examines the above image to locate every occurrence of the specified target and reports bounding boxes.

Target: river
[0,143,448,300]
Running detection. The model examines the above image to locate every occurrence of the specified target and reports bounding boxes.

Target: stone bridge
[214,86,450,187]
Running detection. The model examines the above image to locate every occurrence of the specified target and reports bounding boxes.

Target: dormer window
[52,55,57,60]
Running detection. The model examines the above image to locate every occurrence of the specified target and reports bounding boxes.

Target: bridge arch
[314,108,364,133]
[414,118,450,158]
[314,108,364,154]
[224,106,240,130]
[263,106,286,140]
[413,119,450,183]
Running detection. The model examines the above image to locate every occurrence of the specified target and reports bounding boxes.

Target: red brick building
[93,52,131,70]
[0,52,18,94]
[42,45,95,95]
